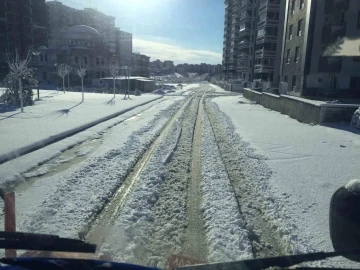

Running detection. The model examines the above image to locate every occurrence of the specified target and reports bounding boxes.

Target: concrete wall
[243,88,358,124]
[262,93,280,111]
[320,104,360,122]
[243,89,262,104]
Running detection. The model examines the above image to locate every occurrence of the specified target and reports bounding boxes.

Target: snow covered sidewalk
[212,95,360,266]
[0,91,161,163]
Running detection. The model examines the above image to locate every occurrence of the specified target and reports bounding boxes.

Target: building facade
[132,53,150,77]
[280,0,360,98]
[46,1,132,66]
[0,0,48,79]
[118,30,132,66]
[35,25,114,86]
[222,0,285,86]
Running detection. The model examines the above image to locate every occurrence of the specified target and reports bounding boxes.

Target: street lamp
[31,46,47,100]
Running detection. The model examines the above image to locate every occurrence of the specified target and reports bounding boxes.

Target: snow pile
[351,107,360,129]
[201,113,253,262]
[152,89,166,95]
[345,179,360,192]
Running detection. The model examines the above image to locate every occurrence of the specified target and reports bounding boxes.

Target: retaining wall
[243,88,358,124]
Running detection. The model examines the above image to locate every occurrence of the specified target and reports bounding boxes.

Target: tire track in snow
[85,93,201,264]
[205,98,310,258]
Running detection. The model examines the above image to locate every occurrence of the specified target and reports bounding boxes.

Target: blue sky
[46,0,224,64]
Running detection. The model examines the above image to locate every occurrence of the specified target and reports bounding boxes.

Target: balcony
[254,63,274,73]
[321,23,346,44]
[238,39,250,49]
[325,0,349,14]
[237,53,249,60]
[258,13,279,27]
[259,0,281,13]
[240,10,252,23]
[318,57,342,73]
[240,0,252,10]
[255,49,276,58]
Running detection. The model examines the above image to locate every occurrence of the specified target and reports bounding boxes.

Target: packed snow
[2,97,184,239]
[212,95,360,266]
[201,112,253,262]
[0,91,160,163]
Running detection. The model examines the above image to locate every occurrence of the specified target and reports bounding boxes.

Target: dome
[62,25,101,39]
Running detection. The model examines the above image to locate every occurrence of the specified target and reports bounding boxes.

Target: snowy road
[0,84,359,268]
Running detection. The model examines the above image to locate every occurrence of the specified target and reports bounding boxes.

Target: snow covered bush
[351,107,360,129]
[0,50,37,109]
[135,89,142,96]
[0,67,36,107]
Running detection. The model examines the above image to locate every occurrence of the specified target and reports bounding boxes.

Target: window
[101,58,104,65]
[292,75,297,91]
[291,0,296,14]
[286,49,291,63]
[40,54,43,62]
[74,55,79,64]
[101,71,105,78]
[83,56,88,65]
[44,54,48,62]
[289,25,293,40]
[96,57,100,65]
[350,77,360,90]
[42,72,47,80]
[300,0,305,9]
[96,71,100,78]
[297,19,303,36]
[295,46,300,63]
[284,75,288,82]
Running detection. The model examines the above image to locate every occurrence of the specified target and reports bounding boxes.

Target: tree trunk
[19,78,23,113]
[127,75,130,98]
[63,77,65,94]
[81,77,84,102]
[67,73,70,88]
[113,77,115,98]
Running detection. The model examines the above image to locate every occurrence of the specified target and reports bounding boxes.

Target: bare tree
[65,65,72,88]
[75,64,87,102]
[6,50,33,112]
[121,66,132,99]
[109,61,120,98]
[56,64,68,93]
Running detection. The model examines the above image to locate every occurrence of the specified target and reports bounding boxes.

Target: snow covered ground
[7,96,184,241]
[0,91,160,163]
[212,95,360,266]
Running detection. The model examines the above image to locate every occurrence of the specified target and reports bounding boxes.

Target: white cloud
[133,38,222,65]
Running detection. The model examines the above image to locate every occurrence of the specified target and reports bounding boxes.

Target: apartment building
[280,0,360,98]
[222,0,285,85]
[0,0,48,79]
[132,53,150,78]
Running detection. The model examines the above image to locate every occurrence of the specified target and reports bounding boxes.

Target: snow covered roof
[62,25,101,39]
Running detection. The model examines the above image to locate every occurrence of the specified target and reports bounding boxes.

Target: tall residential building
[222,0,285,85]
[0,0,48,79]
[132,53,150,77]
[280,0,360,97]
